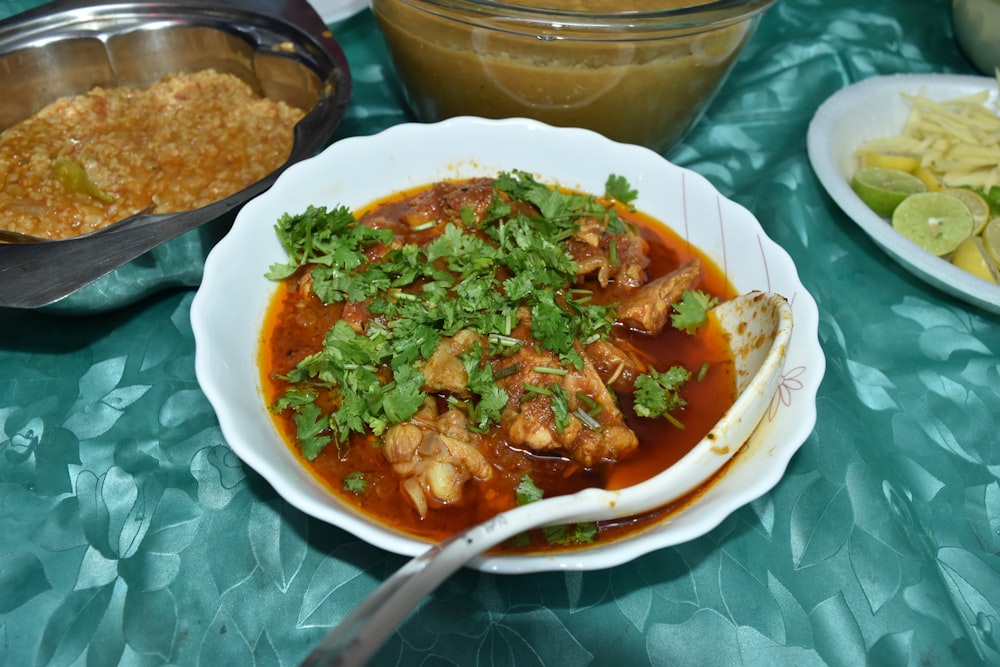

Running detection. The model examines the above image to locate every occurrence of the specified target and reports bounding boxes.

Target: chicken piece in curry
[260,171,737,550]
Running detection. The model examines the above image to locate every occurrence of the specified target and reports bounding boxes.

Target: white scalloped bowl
[192,117,824,573]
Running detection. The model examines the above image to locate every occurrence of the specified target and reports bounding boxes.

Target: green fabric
[2,0,1000,665]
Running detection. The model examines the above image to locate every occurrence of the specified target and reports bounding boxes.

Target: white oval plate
[807,73,1000,314]
[192,117,824,573]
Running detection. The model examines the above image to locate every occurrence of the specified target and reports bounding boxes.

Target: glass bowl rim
[373,0,778,32]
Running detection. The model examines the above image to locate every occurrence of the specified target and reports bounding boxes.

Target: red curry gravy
[259,177,737,552]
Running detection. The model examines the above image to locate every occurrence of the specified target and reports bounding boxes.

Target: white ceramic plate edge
[807,73,1000,315]
[192,116,825,573]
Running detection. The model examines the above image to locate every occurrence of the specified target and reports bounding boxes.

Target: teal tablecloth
[3,0,999,665]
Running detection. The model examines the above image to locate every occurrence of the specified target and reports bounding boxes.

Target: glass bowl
[371,0,776,154]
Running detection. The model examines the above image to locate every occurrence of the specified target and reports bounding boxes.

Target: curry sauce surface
[260,179,737,550]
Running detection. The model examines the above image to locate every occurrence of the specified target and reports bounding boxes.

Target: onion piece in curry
[259,171,737,552]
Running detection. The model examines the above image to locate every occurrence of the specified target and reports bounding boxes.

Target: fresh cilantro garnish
[265,170,723,468]
[549,384,571,434]
[460,344,510,430]
[633,366,691,422]
[459,205,477,226]
[530,290,579,363]
[381,363,428,424]
[671,289,719,335]
[291,402,331,461]
[494,170,623,229]
[279,320,426,445]
[515,475,544,505]
[969,185,1000,216]
[265,205,391,288]
[605,174,637,205]
[542,522,598,546]
[343,471,368,495]
[513,475,599,546]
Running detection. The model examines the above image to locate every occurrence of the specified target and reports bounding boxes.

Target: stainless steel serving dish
[0,0,352,311]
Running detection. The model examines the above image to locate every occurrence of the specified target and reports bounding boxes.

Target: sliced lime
[942,188,990,236]
[891,192,975,256]
[851,166,927,218]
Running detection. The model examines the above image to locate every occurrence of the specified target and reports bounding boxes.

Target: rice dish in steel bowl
[0,0,351,312]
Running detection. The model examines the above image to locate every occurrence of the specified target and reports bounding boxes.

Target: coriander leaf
[494,170,605,224]
[633,366,691,420]
[502,273,534,301]
[604,209,629,234]
[343,471,368,495]
[605,174,637,204]
[459,204,477,226]
[566,297,616,345]
[530,290,576,358]
[541,522,598,545]
[483,190,512,223]
[460,344,509,429]
[507,532,531,548]
[269,170,681,478]
[272,386,318,411]
[570,522,598,544]
[310,266,367,304]
[542,524,568,545]
[550,383,571,434]
[475,382,510,430]
[381,363,427,424]
[671,289,719,335]
[292,402,332,460]
[515,475,544,505]
[266,204,393,305]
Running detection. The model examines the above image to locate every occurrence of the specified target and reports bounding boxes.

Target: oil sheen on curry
[259,171,737,552]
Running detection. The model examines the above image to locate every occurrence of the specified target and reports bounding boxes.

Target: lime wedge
[983,217,1000,267]
[851,166,927,217]
[942,188,990,236]
[951,236,999,284]
[891,192,974,256]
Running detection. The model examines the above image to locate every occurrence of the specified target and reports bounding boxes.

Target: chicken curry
[259,172,737,551]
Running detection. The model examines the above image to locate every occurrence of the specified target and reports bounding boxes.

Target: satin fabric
[1,0,998,665]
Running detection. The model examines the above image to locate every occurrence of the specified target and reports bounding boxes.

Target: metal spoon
[301,489,644,667]
[299,291,794,667]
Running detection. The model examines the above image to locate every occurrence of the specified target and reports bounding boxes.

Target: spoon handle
[298,496,589,667]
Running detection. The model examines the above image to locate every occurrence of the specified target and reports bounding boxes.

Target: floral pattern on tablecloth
[2,0,999,665]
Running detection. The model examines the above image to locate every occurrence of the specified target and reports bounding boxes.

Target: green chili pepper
[51,157,116,204]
